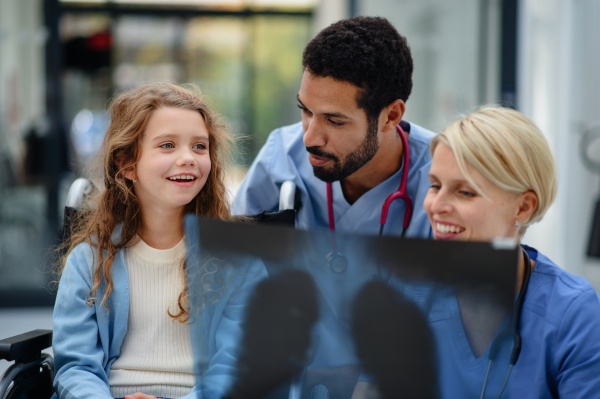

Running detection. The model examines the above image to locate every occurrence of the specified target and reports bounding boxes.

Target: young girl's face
[130,106,212,215]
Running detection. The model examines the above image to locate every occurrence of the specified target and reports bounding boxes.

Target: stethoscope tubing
[480,247,531,399]
[327,124,413,237]
[325,124,413,274]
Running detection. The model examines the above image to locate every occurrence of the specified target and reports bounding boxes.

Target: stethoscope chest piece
[323,124,412,274]
[325,252,348,274]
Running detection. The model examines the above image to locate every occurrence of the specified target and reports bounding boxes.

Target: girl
[51,82,266,399]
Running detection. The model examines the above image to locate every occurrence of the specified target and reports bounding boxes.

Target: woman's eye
[160,143,174,149]
[459,190,476,198]
[429,184,441,191]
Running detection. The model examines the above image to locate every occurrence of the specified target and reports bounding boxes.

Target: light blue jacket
[233,121,435,238]
[52,224,267,399]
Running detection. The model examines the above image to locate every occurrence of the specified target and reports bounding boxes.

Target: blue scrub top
[232,120,434,374]
[233,121,435,238]
[361,247,600,398]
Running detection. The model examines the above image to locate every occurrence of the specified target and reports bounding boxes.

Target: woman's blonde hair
[431,106,557,234]
[57,82,233,322]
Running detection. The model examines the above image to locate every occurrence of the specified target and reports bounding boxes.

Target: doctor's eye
[328,119,344,127]
[160,143,175,149]
[297,104,311,114]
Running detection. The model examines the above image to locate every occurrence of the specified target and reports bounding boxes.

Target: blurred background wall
[0,0,53,307]
[516,0,600,290]
[0,0,599,315]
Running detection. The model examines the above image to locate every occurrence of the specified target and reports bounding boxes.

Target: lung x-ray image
[184,216,519,399]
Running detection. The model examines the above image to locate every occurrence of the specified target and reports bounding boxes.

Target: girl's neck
[138,207,185,249]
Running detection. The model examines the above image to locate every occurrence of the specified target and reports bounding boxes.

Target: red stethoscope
[325,124,413,273]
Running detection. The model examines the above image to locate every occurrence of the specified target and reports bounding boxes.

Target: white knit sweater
[109,237,194,399]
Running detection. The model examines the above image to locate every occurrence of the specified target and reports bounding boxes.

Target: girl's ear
[516,191,538,224]
[123,167,136,181]
[117,155,136,181]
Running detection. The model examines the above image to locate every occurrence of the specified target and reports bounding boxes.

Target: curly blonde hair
[58,82,233,322]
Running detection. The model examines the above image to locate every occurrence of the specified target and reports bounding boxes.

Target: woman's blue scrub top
[233,121,435,238]
[362,247,600,398]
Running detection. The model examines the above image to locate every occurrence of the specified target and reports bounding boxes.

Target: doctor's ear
[380,99,406,133]
[516,191,538,224]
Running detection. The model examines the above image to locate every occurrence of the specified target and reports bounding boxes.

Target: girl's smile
[167,174,198,186]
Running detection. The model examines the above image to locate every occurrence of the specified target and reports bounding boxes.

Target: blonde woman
[423,107,600,397]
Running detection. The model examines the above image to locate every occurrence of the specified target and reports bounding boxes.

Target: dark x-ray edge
[187,215,520,310]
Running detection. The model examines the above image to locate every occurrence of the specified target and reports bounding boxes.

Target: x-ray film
[184,216,520,399]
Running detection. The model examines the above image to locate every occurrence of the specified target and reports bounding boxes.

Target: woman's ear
[516,191,538,224]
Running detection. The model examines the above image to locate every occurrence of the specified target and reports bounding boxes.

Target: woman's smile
[433,220,466,239]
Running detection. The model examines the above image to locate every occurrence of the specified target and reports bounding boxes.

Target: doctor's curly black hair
[302,16,413,125]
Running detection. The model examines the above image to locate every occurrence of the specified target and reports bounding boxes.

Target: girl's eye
[160,143,174,149]
[193,143,207,150]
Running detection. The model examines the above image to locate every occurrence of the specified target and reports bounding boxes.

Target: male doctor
[234,16,435,238]
[233,16,435,397]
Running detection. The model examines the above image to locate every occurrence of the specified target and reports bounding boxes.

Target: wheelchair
[0,178,298,399]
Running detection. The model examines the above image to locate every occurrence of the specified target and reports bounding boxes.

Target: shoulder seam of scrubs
[556,289,598,338]
[533,267,595,292]
[407,133,434,147]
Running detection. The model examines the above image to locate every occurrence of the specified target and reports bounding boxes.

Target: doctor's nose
[303,119,327,148]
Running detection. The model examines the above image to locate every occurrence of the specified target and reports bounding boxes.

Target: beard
[307,117,379,183]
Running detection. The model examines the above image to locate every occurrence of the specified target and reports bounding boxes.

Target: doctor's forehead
[298,74,362,113]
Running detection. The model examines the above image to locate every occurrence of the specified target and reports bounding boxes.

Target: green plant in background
[183,16,311,167]
[252,16,311,154]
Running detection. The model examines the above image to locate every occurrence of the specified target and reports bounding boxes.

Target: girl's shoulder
[63,240,128,290]
[68,241,96,262]
[65,225,126,273]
